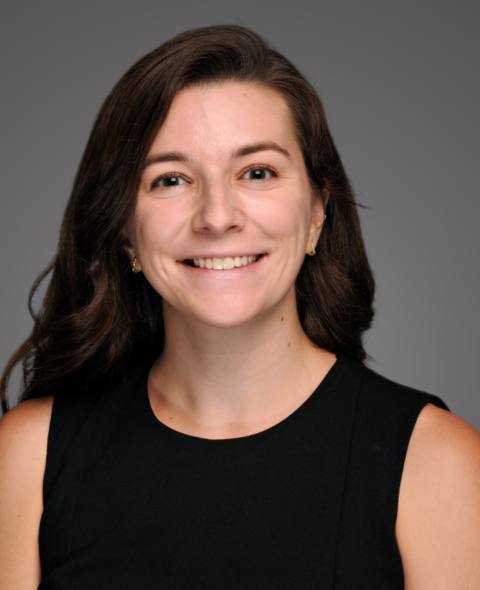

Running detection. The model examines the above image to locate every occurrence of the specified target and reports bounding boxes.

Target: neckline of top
[139,353,346,448]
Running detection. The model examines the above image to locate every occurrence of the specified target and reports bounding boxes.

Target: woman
[0,24,479,589]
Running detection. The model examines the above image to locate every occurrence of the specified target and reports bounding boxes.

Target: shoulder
[359,362,448,410]
[0,395,54,460]
[0,395,54,514]
[347,360,449,447]
[397,403,480,588]
[0,395,55,511]
[0,396,54,587]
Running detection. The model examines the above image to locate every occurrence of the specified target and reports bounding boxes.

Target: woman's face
[125,82,327,329]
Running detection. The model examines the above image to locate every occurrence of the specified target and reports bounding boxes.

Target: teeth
[191,255,260,270]
[223,257,235,270]
[213,257,224,270]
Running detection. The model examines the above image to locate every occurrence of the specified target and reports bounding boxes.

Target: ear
[122,233,142,272]
[307,187,329,250]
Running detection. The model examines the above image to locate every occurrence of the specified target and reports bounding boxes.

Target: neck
[148,288,336,438]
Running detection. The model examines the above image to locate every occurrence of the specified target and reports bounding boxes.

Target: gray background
[1,0,478,430]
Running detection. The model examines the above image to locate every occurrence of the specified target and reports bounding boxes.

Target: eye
[240,167,277,181]
[152,173,189,189]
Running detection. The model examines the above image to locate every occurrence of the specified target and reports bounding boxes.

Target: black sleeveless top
[38,354,449,589]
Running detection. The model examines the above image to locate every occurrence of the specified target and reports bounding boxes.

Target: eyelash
[240,164,278,181]
[150,172,188,190]
[150,165,278,190]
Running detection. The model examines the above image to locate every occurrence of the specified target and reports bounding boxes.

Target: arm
[396,403,480,589]
[0,396,54,589]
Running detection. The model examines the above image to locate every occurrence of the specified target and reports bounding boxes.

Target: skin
[0,82,479,588]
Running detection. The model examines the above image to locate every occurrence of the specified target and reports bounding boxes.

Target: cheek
[258,192,311,245]
[134,204,182,255]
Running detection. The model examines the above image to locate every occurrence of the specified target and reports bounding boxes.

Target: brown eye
[153,174,188,188]
[241,168,275,181]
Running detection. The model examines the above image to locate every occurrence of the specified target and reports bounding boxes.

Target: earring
[132,258,141,273]
[307,241,316,256]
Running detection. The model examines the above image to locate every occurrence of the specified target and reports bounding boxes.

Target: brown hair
[1,24,375,413]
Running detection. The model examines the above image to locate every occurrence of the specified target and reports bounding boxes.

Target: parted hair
[1,24,375,413]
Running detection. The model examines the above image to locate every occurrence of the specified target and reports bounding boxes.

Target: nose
[191,179,245,237]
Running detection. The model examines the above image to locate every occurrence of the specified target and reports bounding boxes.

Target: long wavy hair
[1,24,375,413]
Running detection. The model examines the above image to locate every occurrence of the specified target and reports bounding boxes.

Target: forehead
[148,82,299,157]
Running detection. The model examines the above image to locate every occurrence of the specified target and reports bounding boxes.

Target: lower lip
[178,255,266,278]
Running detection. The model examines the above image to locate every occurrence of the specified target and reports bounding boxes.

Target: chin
[190,301,268,330]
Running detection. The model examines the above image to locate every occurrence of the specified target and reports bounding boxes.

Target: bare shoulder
[0,394,54,435]
[0,395,54,522]
[0,395,54,470]
[0,396,54,589]
[397,403,480,590]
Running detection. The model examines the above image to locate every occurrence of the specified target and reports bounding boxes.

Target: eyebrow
[231,141,291,159]
[143,151,193,169]
[143,141,291,169]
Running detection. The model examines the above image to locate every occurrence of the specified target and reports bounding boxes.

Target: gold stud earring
[132,258,141,273]
[307,241,316,256]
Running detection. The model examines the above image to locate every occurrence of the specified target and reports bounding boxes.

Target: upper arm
[0,396,54,589]
[396,403,480,590]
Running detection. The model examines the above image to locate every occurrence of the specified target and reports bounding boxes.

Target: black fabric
[38,355,449,589]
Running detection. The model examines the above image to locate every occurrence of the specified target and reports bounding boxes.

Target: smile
[185,255,263,270]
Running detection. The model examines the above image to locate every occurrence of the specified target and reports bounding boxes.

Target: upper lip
[181,253,265,261]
